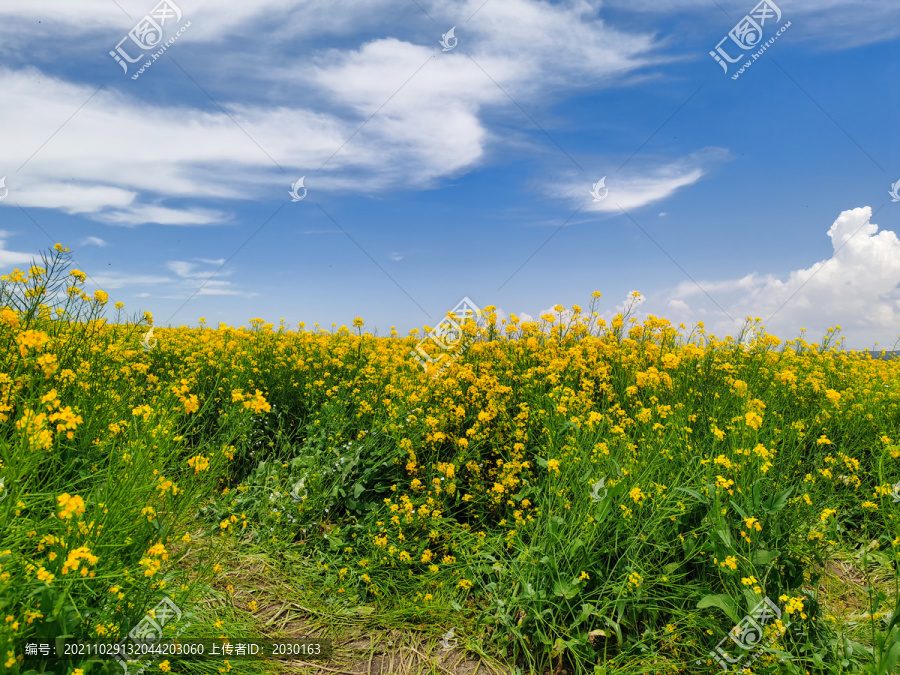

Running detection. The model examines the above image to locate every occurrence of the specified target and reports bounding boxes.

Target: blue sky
[0,0,898,349]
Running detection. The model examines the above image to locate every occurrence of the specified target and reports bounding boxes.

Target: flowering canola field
[2,246,900,675]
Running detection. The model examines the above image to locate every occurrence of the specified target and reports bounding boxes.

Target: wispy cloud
[549,148,730,216]
[166,258,248,298]
[0,0,669,220]
[167,259,229,279]
[94,205,230,227]
[0,231,35,267]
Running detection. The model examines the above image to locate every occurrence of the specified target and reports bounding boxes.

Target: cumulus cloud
[80,236,108,247]
[635,207,900,349]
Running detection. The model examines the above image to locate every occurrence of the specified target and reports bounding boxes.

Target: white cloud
[94,205,229,227]
[0,0,671,219]
[636,207,900,349]
[551,148,729,215]
[80,236,108,247]
[165,258,248,297]
[86,273,174,289]
[71,257,246,299]
[0,231,35,267]
[3,0,895,52]
[598,0,900,49]
[167,260,230,279]
[494,307,534,325]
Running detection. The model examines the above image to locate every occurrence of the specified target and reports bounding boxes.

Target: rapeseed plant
[4,244,900,673]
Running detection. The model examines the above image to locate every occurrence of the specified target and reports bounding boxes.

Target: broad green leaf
[553,579,578,599]
[887,597,900,632]
[884,641,900,673]
[729,500,750,520]
[752,549,780,565]
[697,594,740,624]
[574,603,594,627]
[763,486,794,514]
[715,529,735,547]
[570,538,585,557]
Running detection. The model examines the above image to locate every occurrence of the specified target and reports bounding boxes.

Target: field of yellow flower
[3,245,900,675]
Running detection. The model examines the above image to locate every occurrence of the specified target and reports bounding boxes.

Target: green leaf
[553,579,578,599]
[570,538,585,557]
[752,549,780,565]
[548,516,565,538]
[883,641,900,673]
[353,482,365,499]
[763,486,794,514]
[715,529,735,547]
[574,603,594,627]
[697,594,740,624]
[675,487,708,504]
[729,500,750,520]
[887,597,900,632]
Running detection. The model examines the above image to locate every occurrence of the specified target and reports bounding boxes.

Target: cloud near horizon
[642,206,900,348]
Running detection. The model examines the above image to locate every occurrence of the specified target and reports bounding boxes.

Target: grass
[2,244,900,675]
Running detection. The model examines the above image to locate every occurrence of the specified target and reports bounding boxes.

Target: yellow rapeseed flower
[57,494,86,520]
